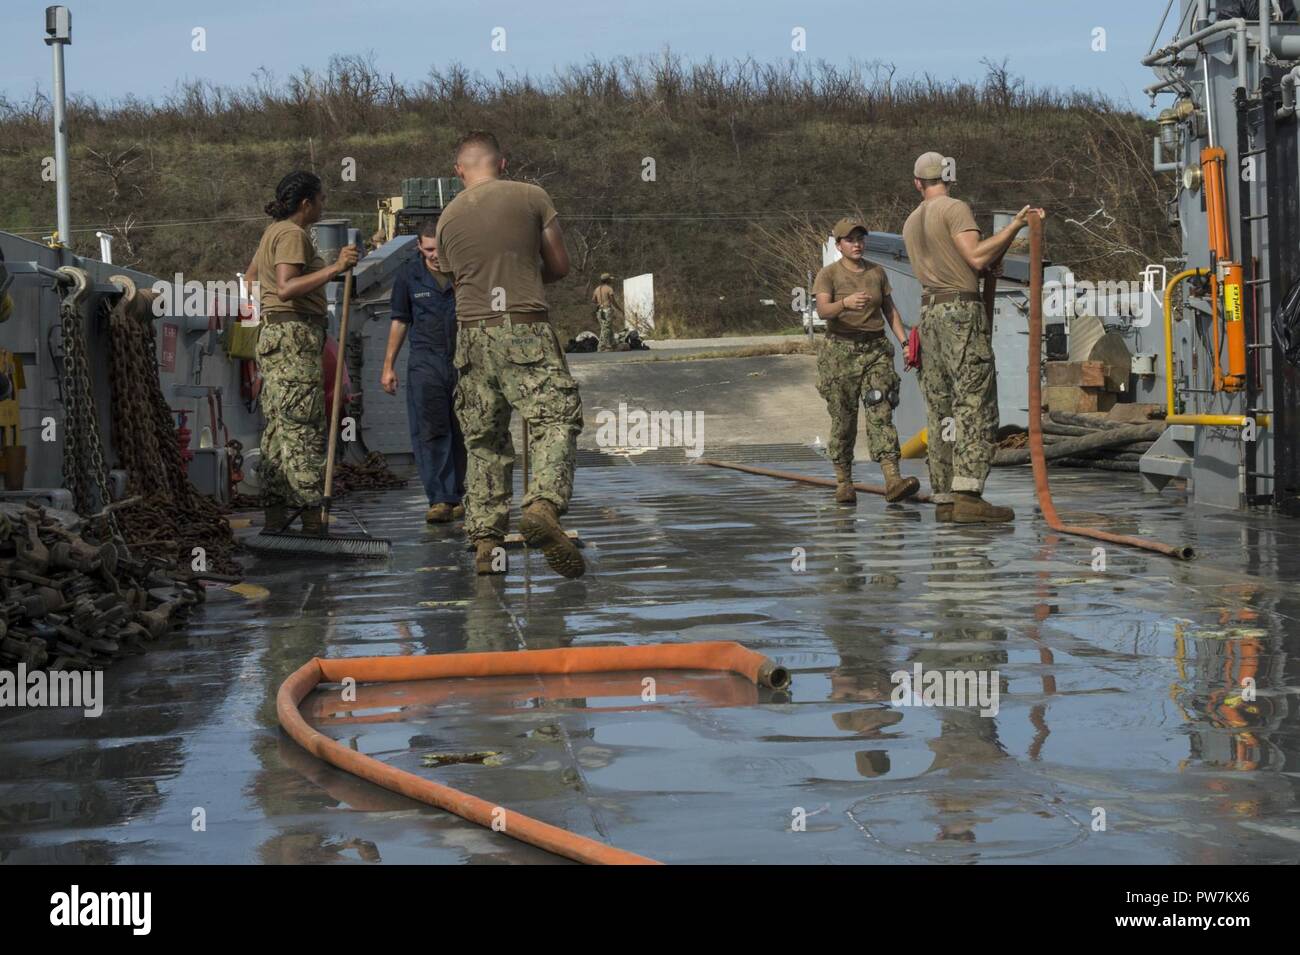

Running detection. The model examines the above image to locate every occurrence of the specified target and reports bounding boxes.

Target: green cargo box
[402,177,463,210]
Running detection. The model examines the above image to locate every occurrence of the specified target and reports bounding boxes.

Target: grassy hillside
[0,55,1177,339]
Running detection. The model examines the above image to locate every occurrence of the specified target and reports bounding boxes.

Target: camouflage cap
[913,151,948,181]
[832,217,869,240]
[599,272,613,282]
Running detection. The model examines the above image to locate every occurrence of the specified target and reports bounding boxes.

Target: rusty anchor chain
[105,279,241,575]
[54,267,118,538]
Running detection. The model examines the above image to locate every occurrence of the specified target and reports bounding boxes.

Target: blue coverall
[389,258,467,506]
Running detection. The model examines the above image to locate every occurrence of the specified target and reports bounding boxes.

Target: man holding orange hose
[902,151,1044,524]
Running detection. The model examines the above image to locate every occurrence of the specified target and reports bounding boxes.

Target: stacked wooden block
[1044,360,1123,413]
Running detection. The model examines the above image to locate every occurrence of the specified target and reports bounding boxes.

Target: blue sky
[2,0,1179,116]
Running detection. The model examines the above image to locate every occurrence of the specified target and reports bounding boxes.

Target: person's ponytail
[266,171,322,221]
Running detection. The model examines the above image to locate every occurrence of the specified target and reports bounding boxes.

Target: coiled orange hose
[277,641,790,865]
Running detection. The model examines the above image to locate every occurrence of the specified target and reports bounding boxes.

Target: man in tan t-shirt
[902,151,1043,524]
[436,130,585,578]
[812,217,919,505]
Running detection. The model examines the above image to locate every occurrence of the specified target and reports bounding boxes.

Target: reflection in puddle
[4,466,1300,864]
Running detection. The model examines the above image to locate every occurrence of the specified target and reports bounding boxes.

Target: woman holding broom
[244,171,357,533]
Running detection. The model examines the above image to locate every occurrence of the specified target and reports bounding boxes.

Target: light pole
[45,6,72,249]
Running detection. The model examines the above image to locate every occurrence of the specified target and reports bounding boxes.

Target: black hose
[1041,421,1098,437]
[1075,451,1145,463]
[995,423,1164,466]
[1048,411,1150,432]
[1052,457,1140,472]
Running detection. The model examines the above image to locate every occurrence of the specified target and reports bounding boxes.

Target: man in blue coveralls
[381,221,467,523]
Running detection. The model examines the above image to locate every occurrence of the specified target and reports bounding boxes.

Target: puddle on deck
[2,460,1299,864]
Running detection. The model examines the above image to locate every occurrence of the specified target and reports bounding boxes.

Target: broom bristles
[245,531,392,560]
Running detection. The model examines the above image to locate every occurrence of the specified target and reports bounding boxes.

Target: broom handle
[322,266,353,512]
[983,254,1003,325]
[522,419,530,495]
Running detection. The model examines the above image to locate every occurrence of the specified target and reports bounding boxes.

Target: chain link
[57,290,119,537]
[106,295,241,575]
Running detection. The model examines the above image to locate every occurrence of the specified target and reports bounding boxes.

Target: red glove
[904,326,922,371]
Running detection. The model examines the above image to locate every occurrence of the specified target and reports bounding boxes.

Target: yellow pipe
[900,428,927,459]
[1164,269,1207,416]
[1163,271,1265,430]
[1167,413,1269,428]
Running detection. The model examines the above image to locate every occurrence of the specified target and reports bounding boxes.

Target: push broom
[247,235,392,559]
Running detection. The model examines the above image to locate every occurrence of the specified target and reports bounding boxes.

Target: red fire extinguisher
[173,409,194,474]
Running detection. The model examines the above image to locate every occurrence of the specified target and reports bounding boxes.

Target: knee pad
[866,388,900,409]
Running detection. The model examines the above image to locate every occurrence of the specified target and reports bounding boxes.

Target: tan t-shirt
[253,220,327,316]
[901,196,981,295]
[435,179,558,322]
[812,258,891,335]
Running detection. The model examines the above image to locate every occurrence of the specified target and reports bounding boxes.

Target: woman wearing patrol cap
[812,217,920,506]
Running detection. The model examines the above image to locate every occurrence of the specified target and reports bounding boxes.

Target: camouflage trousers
[815,334,901,468]
[596,307,616,351]
[453,319,584,542]
[256,318,326,508]
[918,299,999,500]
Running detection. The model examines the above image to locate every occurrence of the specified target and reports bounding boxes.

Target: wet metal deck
[3,457,1300,864]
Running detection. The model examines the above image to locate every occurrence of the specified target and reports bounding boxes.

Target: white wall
[623,273,654,332]
[823,236,840,267]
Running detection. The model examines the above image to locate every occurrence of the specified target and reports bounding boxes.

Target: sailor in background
[381,221,467,523]
[592,273,624,351]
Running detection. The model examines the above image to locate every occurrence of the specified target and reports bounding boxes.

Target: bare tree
[568,221,613,281]
[82,145,145,206]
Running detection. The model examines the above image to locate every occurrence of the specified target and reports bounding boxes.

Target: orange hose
[697,459,933,504]
[305,671,760,724]
[1027,217,1194,560]
[277,641,790,865]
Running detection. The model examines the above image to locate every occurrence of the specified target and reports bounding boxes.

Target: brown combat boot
[264,503,289,532]
[451,504,465,520]
[833,464,857,505]
[881,458,921,503]
[474,538,507,575]
[935,502,954,523]
[426,503,454,524]
[300,506,325,535]
[519,500,586,578]
[952,491,1014,524]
